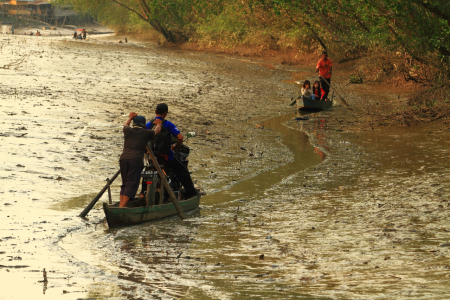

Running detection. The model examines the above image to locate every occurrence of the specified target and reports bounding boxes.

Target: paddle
[320,77,351,108]
[289,97,297,106]
[146,146,186,220]
[79,169,121,218]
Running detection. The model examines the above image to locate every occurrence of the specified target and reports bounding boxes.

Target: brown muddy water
[1,34,450,299]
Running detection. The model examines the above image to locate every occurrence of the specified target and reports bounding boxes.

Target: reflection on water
[203,113,323,205]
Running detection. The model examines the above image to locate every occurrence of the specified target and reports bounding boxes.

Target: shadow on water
[52,192,99,211]
[203,112,324,206]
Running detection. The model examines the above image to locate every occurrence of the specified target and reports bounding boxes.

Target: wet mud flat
[1,33,450,299]
[0,34,301,299]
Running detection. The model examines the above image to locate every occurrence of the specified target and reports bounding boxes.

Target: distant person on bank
[316,51,333,100]
[119,112,162,207]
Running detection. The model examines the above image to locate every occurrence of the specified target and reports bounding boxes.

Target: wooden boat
[297,96,333,111]
[103,194,201,228]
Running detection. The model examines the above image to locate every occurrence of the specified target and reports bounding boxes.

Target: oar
[79,169,121,218]
[320,77,351,108]
[147,147,186,220]
[289,97,297,106]
[289,96,303,106]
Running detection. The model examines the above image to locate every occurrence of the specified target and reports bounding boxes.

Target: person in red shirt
[312,80,326,100]
[316,51,333,100]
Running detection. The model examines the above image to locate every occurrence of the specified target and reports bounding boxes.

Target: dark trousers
[141,157,197,198]
[320,77,331,99]
[120,159,144,198]
[167,157,197,197]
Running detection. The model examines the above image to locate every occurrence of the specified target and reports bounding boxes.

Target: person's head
[313,81,320,88]
[132,115,146,128]
[322,51,328,60]
[155,103,169,118]
[302,80,311,89]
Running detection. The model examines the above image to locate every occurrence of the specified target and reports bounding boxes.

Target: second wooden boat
[297,96,333,111]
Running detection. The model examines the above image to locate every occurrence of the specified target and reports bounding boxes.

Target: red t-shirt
[316,59,333,78]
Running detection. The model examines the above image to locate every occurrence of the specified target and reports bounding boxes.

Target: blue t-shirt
[145,117,180,161]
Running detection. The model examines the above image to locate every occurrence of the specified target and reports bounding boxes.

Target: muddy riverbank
[1,34,449,299]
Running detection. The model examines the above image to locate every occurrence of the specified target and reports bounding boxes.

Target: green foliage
[349,71,365,84]
[54,0,223,42]
[57,0,450,72]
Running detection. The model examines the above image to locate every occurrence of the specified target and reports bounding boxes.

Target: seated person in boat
[312,80,326,101]
[143,103,198,199]
[119,112,162,207]
[301,80,316,100]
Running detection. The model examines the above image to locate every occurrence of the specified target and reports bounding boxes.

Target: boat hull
[103,194,201,228]
[297,97,333,111]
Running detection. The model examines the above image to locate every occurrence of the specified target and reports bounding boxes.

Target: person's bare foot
[120,195,130,207]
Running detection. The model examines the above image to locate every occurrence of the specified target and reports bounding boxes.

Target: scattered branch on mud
[353,87,450,129]
[348,51,440,87]
[1,54,30,70]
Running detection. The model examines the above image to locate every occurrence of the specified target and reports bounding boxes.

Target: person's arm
[172,133,184,152]
[320,88,326,99]
[323,66,333,78]
[153,118,162,135]
[125,112,137,126]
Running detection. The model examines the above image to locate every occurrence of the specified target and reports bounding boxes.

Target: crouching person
[119,112,162,207]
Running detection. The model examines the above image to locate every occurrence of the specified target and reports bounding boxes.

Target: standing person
[119,112,162,207]
[82,29,86,40]
[11,27,14,35]
[144,103,198,199]
[73,31,77,39]
[316,51,333,100]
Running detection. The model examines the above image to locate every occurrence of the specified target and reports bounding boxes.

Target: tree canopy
[58,0,450,70]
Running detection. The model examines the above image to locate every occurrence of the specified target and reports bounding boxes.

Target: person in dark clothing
[82,29,86,40]
[119,112,162,207]
[144,103,198,199]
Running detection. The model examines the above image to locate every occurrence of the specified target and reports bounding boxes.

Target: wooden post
[147,147,186,220]
[159,180,164,205]
[106,178,112,204]
[79,169,121,218]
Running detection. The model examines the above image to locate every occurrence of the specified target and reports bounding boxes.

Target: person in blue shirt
[144,103,197,199]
